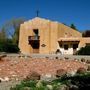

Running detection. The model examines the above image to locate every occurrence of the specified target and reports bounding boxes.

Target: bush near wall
[0,40,19,53]
[10,72,90,90]
[77,46,90,55]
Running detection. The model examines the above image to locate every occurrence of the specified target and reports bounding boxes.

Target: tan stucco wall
[79,38,90,48]
[19,17,84,54]
[19,17,52,54]
[58,23,82,38]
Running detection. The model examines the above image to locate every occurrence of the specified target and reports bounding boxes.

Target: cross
[36,10,39,17]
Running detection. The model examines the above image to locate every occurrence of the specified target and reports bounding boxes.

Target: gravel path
[0,81,20,90]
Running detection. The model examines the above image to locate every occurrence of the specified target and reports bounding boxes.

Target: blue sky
[0,0,90,31]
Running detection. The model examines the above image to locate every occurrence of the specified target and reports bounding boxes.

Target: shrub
[77,46,90,55]
[21,80,37,87]
[4,43,19,53]
[10,84,24,90]
[10,72,90,90]
[22,87,31,90]
[0,40,19,53]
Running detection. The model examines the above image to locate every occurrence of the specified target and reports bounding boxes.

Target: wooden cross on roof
[36,10,39,17]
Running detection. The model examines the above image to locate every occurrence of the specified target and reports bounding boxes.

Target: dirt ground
[0,57,88,90]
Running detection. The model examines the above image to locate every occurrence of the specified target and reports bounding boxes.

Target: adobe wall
[79,38,90,48]
[19,17,83,54]
[58,23,82,38]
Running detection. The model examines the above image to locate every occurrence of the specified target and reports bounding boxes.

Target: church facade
[19,17,90,54]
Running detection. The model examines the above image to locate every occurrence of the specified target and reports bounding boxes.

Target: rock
[77,67,87,74]
[41,74,56,81]
[46,85,53,90]
[15,78,19,81]
[0,78,4,82]
[87,65,90,71]
[4,77,9,82]
[0,54,7,60]
[0,77,9,82]
[25,71,41,80]
[67,70,77,77]
[12,74,17,77]
[55,57,59,59]
[69,85,79,90]
[81,58,86,62]
[64,57,69,60]
[57,82,62,86]
[56,69,67,77]
[36,80,43,88]
[56,85,69,90]
[86,60,90,64]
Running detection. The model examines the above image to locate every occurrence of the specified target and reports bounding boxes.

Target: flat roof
[58,37,80,42]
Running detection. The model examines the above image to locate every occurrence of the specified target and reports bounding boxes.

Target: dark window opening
[33,29,38,36]
[73,44,78,49]
[32,43,39,49]
[30,41,40,53]
[31,42,39,49]
[64,44,68,50]
[60,44,62,47]
[32,29,39,40]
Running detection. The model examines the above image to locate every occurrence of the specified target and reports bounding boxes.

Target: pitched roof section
[23,17,79,30]
[22,17,81,37]
[23,17,60,24]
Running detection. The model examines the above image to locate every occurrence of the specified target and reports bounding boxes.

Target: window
[33,29,39,40]
[60,44,62,47]
[33,29,38,36]
[64,44,68,50]
[73,44,78,49]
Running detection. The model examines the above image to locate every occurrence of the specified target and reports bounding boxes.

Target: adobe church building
[19,17,90,54]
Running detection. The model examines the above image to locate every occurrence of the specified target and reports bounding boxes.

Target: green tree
[70,24,77,30]
[77,46,90,55]
[0,18,25,53]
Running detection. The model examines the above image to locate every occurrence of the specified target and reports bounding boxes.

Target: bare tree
[1,18,25,45]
